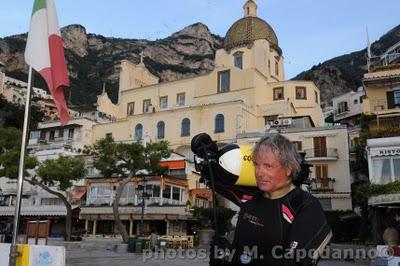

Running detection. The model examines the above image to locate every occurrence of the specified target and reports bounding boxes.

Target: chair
[187,235,194,248]
[180,237,188,249]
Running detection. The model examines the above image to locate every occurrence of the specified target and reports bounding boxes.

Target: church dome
[224,1,282,54]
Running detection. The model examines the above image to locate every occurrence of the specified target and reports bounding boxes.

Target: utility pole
[140,176,146,236]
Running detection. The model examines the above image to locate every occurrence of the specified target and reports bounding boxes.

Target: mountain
[1,23,399,107]
[0,23,223,106]
[294,25,400,105]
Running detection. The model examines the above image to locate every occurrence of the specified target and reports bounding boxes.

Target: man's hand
[209,236,232,266]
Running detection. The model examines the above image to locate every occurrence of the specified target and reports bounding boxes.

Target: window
[315,91,319,104]
[49,130,55,141]
[215,114,225,133]
[181,118,190,137]
[143,99,151,113]
[292,141,302,151]
[127,102,134,116]
[40,130,46,140]
[157,121,165,139]
[152,185,161,198]
[68,128,74,140]
[163,185,171,199]
[313,136,327,157]
[169,169,185,176]
[268,60,271,74]
[395,90,400,106]
[105,133,112,139]
[177,93,185,106]
[275,61,279,76]
[354,99,358,104]
[234,52,243,69]
[30,130,40,139]
[58,129,64,138]
[273,87,284,100]
[160,96,168,109]
[135,124,143,140]
[360,96,363,103]
[295,86,307,99]
[370,157,400,184]
[337,101,348,113]
[218,70,230,93]
[315,164,328,179]
[172,186,180,201]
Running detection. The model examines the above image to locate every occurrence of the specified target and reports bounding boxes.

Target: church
[93,0,325,158]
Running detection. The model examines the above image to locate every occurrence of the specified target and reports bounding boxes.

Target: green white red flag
[25,0,70,125]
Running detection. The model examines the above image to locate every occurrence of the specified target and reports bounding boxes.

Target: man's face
[254,147,292,193]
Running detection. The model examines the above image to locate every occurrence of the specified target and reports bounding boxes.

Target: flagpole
[9,66,34,266]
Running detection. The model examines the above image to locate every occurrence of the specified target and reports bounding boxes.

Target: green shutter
[387,91,395,109]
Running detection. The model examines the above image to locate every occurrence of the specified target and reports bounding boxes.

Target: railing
[86,196,183,206]
[369,99,387,112]
[304,148,339,159]
[309,178,335,192]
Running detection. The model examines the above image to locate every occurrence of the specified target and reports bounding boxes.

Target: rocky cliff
[0,23,223,106]
[294,25,400,105]
[1,22,399,107]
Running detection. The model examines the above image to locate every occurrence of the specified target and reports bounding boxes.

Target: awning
[190,188,212,201]
[71,187,86,203]
[160,160,185,169]
[0,205,79,217]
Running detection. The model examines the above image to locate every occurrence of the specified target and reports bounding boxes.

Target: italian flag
[25,0,70,126]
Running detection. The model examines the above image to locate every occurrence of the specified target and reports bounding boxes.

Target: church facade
[93,0,325,159]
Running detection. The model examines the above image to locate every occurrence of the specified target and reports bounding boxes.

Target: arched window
[215,114,225,133]
[181,118,190,137]
[157,121,165,139]
[135,124,143,140]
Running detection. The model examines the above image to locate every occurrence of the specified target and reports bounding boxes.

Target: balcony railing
[86,196,184,206]
[309,178,335,192]
[304,148,339,160]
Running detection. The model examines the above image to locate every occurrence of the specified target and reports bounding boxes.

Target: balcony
[304,148,339,161]
[309,178,335,192]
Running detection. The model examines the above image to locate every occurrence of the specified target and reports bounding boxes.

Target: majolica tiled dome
[224,1,282,55]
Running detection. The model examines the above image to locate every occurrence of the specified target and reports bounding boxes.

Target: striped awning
[0,205,78,217]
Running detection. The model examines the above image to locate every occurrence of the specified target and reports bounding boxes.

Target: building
[0,117,100,238]
[332,87,365,125]
[363,41,400,128]
[366,137,400,185]
[237,126,353,211]
[366,137,400,242]
[93,0,325,160]
[28,118,98,161]
[79,155,205,236]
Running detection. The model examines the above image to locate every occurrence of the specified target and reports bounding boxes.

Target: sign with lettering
[371,147,400,157]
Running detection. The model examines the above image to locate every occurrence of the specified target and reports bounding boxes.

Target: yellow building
[363,41,400,128]
[93,0,324,159]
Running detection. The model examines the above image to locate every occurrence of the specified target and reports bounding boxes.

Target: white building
[366,137,400,185]
[332,87,365,124]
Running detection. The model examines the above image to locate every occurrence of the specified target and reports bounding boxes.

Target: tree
[91,135,171,243]
[34,156,86,241]
[0,95,44,128]
[0,127,37,179]
[0,126,86,241]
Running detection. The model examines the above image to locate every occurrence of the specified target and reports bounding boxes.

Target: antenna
[366,26,372,72]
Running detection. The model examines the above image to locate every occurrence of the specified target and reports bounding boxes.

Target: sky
[0,0,399,79]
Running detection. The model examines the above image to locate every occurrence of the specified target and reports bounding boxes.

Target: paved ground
[65,248,358,266]
[56,239,375,265]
